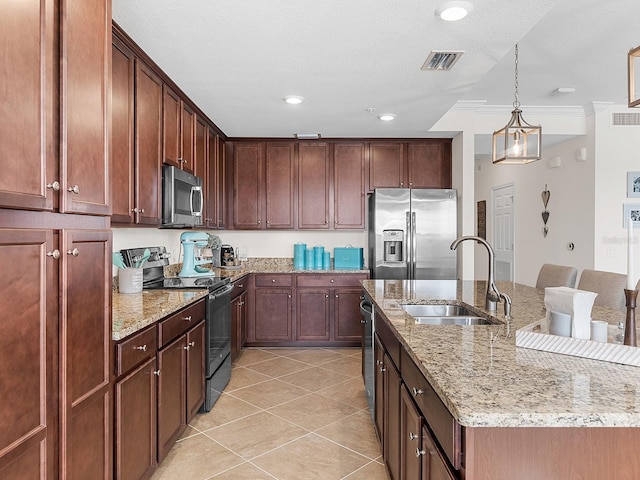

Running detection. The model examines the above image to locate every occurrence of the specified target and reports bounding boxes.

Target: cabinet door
[333,287,363,342]
[157,335,187,463]
[134,61,163,225]
[232,142,264,229]
[60,0,111,215]
[406,142,452,189]
[60,229,112,480]
[162,85,181,168]
[265,142,295,229]
[194,118,207,221]
[231,291,247,362]
[369,143,405,190]
[206,129,220,228]
[374,334,385,442]
[110,37,135,224]
[296,289,330,341]
[333,143,365,229]
[254,288,293,341]
[0,0,55,211]
[401,386,422,480]
[384,352,402,480]
[421,425,456,480]
[186,322,206,421]
[180,103,195,173]
[0,229,57,479]
[298,143,330,229]
[114,357,157,480]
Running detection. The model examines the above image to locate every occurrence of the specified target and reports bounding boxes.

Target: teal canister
[323,251,331,270]
[305,248,314,270]
[313,245,324,270]
[293,243,306,270]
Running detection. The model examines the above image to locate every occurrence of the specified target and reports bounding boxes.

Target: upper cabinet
[298,143,330,229]
[60,0,111,215]
[205,129,226,229]
[368,140,452,191]
[232,142,264,229]
[163,86,195,174]
[265,143,296,229]
[333,143,366,229]
[0,0,55,212]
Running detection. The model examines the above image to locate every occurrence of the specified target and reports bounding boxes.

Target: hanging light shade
[492,44,542,165]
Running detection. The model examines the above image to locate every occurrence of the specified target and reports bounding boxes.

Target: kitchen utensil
[113,252,126,269]
[136,248,151,268]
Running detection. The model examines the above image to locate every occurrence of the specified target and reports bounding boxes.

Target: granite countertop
[113,258,369,341]
[362,279,640,428]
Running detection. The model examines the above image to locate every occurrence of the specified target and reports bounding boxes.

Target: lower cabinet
[247,273,368,347]
[113,299,206,479]
[231,278,248,361]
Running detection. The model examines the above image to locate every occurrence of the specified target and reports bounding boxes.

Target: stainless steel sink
[402,304,476,317]
[401,303,500,325]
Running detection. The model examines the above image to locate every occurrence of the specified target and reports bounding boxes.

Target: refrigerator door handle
[411,211,417,280]
[406,211,412,279]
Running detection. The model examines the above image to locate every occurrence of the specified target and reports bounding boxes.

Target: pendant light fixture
[492,44,542,165]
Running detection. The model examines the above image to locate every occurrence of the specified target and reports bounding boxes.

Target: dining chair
[577,269,627,310]
[535,264,578,289]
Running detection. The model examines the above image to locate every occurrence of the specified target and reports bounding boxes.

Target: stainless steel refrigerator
[368,188,457,280]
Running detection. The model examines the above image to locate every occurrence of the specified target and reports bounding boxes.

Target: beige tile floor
[151,347,388,480]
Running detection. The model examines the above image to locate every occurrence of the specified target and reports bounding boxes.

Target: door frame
[491,182,515,281]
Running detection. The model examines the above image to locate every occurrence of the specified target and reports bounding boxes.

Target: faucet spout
[450,236,503,313]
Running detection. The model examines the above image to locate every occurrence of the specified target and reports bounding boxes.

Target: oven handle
[209,283,234,299]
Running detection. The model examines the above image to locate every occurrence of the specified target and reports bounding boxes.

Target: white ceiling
[112,0,639,144]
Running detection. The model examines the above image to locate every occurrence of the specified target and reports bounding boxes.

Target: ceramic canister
[314,245,324,270]
[293,242,306,270]
[305,248,314,270]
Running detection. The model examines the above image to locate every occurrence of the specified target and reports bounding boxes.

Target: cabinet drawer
[158,299,206,347]
[115,326,157,377]
[296,273,367,288]
[255,274,292,287]
[231,275,249,296]
[401,347,461,470]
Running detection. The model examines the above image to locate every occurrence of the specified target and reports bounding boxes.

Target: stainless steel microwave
[161,165,203,227]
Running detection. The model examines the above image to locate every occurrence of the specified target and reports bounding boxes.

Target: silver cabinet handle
[400,182,404,186]
[67,248,79,257]
[416,448,426,457]
[330,279,335,283]
[132,207,146,214]
[412,387,424,396]
[288,294,291,298]
[67,185,80,194]
[409,432,418,441]
[266,220,270,224]
[153,369,160,376]
[183,315,192,322]
[257,220,261,224]
[360,319,366,324]
[46,250,60,259]
[335,294,339,298]
[184,345,190,351]
[325,294,329,298]
[188,341,195,347]
[135,345,147,352]
[46,181,60,191]
[271,279,276,283]
[236,284,244,288]
[376,360,383,366]
[379,365,386,372]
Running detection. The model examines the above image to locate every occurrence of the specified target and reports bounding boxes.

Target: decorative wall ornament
[541,184,550,237]
[477,200,486,239]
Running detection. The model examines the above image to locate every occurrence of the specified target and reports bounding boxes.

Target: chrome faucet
[450,236,512,319]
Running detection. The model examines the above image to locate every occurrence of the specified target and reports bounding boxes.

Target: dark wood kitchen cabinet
[0,0,55,212]
[0,229,58,479]
[265,142,296,229]
[401,385,423,480]
[157,301,206,463]
[298,143,330,229]
[368,140,452,191]
[249,274,294,343]
[205,129,226,228]
[231,278,248,362]
[60,0,111,216]
[296,289,331,341]
[162,85,195,173]
[232,142,263,229]
[333,143,366,229]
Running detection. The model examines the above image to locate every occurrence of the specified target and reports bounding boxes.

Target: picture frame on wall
[623,203,640,228]
[628,171,640,197]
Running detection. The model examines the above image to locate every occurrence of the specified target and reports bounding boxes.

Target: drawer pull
[135,345,147,352]
[330,279,335,283]
[412,387,424,396]
[153,370,160,376]
[361,319,366,324]
[183,315,192,322]
[272,279,276,283]
[237,284,244,288]
[409,432,418,441]
[416,448,426,457]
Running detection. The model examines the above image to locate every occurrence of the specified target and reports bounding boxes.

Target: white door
[492,184,514,281]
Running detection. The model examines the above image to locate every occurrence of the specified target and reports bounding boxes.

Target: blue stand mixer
[178,232,221,277]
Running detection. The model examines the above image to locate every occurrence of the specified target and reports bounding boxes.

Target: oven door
[206,284,233,375]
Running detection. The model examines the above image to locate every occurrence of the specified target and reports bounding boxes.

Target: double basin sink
[402,303,501,326]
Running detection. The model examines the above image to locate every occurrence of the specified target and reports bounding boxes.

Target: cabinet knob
[257,220,261,224]
[416,448,426,457]
[325,294,329,298]
[184,345,190,351]
[135,345,147,352]
[188,341,195,347]
[46,250,60,259]
[379,366,386,372]
[238,301,245,306]
[46,181,60,191]
[266,220,270,224]
[376,360,383,366]
[409,432,418,441]
[400,182,404,186]
[272,279,276,283]
[409,182,413,186]
[412,387,424,396]
[67,185,80,194]
[335,294,339,298]
[237,284,244,288]
[330,279,335,283]
[183,315,192,322]
[66,248,79,257]
[132,207,145,214]
[360,319,366,324]
[153,369,160,376]
[288,294,291,298]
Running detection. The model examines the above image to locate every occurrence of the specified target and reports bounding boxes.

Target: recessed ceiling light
[283,95,304,105]
[378,114,396,121]
[295,133,321,139]
[435,1,473,21]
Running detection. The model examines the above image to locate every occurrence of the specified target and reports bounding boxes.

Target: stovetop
[144,275,230,292]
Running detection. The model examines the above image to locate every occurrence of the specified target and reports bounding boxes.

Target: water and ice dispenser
[383,229,404,262]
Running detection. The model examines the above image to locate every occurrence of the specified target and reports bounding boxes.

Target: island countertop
[362,279,640,428]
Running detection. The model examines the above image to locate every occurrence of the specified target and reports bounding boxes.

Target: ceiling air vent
[612,112,640,126]
[421,50,464,71]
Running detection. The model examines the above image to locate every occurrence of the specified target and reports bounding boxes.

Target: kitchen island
[363,279,640,479]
